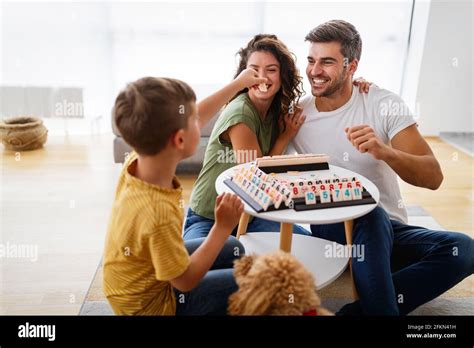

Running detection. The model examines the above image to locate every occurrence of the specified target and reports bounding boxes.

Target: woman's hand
[197,68,268,128]
[353,77,372,93]
[279,106,306,140]
[234,68,268,90]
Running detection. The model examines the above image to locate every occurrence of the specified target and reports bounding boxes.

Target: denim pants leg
[180,236,245,269]
[174,237,245,315]
[184,208,311,239]
[311,206,474,315]
[183,209,216,240]
[311,206,398,315]
[247,216,311,236]
[389,220,474,315]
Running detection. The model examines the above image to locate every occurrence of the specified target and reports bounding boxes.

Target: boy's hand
[214,193,244,233]
[235,68,268,90]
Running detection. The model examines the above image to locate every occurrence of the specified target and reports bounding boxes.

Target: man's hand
[235,68,268,91]
[345,125,392,160]
[214,193,244,233]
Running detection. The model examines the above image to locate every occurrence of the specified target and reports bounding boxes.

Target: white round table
[216,162,380,291]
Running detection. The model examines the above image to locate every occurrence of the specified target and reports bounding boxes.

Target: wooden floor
[399,137,473,235]
[0,134,121,314]
[0,135,472,314]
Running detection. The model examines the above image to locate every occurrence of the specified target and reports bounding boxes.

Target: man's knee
[442,232,474,276]
[353,206,393,244]
[358,206,391,225]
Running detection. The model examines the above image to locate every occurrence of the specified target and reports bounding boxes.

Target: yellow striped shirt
[103,152,190,315]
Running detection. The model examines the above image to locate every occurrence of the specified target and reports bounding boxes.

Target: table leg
[344,219,359,300]
[279,223,293,253]
[236,213,250,239]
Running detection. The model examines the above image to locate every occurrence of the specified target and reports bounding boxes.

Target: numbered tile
[332,188,343,202]
[305,191,317,205]
[273,193,283,209]
[291,186,300,198]
[261,195,271,210]
[256,189,263,204]
[233,174,241,184]
[319,189,332,203]
[352,187,363,200]
[301,183,310,196]
[247,181,254,190]
[342,187,353,201]
[345,181,357,200]
[337,181,345,191]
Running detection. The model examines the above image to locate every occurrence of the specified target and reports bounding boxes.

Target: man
[292,20,473,315]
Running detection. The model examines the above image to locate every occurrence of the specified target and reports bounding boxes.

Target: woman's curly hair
[232,34,304,131]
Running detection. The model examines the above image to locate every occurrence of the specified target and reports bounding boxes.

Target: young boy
[103,70,267,315]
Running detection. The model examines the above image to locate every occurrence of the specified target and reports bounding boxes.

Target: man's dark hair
[305,20,362,63]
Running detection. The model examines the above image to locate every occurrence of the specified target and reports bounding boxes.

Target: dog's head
[228,251,331,315]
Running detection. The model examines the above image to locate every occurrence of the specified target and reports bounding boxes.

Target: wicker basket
[0,116,48,151]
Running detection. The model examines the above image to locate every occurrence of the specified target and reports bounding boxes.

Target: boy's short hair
[113,77,196,155]
[305,20,362,63]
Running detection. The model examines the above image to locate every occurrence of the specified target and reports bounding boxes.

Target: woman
[184,34,369,240]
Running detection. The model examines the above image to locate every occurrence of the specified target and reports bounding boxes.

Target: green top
[190,93,278,220]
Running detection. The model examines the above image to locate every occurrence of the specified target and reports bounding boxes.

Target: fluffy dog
[228,251,332,315]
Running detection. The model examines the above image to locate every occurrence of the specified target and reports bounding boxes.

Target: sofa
[112,112,219,174]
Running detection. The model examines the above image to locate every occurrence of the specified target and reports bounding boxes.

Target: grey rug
[80,205,473,316]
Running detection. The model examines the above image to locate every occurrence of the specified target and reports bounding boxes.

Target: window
[1,1,414,134]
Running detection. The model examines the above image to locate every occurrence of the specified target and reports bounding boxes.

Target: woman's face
[246,51,281,101]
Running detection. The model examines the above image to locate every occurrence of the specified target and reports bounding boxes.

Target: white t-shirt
[291,85,417,223]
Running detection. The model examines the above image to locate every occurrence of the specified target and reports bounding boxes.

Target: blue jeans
[174,236,244,315]
[183,208,311,240]
[310,206,474,315]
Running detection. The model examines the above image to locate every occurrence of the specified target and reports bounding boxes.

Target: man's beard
[311,69,348,97]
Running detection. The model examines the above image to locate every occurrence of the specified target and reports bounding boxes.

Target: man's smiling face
[306,41,353,97]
